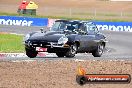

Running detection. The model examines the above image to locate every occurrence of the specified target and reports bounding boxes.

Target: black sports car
[24,20,107,58]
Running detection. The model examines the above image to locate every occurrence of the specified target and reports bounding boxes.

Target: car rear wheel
[92,43,104,57]
[25,48,38,58]
[56,52,65,57]
[65,44,77,58]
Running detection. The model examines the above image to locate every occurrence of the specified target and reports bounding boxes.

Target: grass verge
[0,12,132,22]
[0,33,24,53]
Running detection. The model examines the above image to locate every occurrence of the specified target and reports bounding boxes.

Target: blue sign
[0,16,48,26]
[94,21,132,32]
[0,16,132,32]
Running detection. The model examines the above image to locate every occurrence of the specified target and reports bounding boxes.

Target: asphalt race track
[0,25,132,60]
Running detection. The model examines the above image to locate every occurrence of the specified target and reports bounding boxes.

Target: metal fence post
[120,11,123,17]
[69,8,72,17]
[94,9,97,17]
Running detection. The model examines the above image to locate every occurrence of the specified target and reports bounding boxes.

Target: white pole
[120,11,123,17]
[69,8,72,17]
[94,9,96,17]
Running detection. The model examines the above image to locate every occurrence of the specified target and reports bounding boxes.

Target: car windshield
[87,23,98,34]
[51,22,62,31]
[51,21,78,32]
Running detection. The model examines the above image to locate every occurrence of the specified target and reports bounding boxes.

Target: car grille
[26,40,64,48]
[30,41,51,47]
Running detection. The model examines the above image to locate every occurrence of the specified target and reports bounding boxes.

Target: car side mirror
[40,28,44,33]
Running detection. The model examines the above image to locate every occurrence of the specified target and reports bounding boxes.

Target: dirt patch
[0,0,132,13]
[0,32,9,34]
[0,60,132,88]
[1,0,132,11]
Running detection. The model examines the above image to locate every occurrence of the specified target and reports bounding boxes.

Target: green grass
[0,12,132,22]
[0,33,24,53]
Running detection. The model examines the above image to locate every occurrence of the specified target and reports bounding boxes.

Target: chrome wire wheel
[71,44,77,55]
[92,43,104,57]
[65,44,77,57]
[98,43,104,55]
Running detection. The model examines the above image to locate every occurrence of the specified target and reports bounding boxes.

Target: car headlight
[58,36,68,44]
[23,34,30,41]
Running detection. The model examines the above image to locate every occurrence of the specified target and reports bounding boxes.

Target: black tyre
[65,44,77,58]
[92,43,104,57]
[56,52,65,57]
[25,48,38,58]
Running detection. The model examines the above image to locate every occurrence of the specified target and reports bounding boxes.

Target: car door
[77,23,97,52]
[78,23,95,52]
[85,23,99,51]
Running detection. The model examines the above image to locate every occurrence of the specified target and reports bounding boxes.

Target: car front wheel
[92,43,104,57]
[25,48,38,58]
[65,44,77,58]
